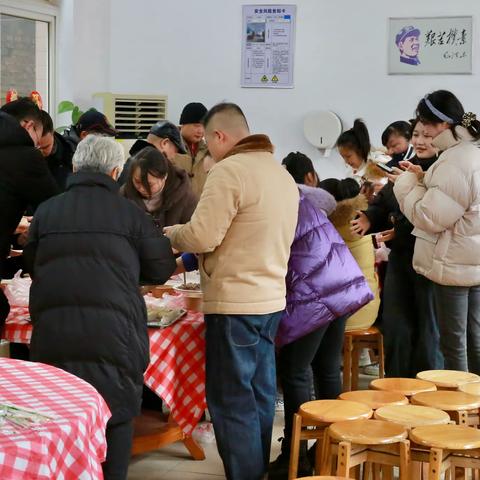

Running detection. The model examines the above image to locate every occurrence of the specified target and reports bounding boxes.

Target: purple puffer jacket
[276,186,374,347]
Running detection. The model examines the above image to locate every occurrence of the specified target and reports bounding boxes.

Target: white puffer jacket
[394,126,480,286]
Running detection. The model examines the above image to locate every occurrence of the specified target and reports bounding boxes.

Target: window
[0,1,55,112]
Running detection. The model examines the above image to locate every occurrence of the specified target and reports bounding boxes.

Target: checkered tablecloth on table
[3,294,207,436]
[0,357,111,480]
[3,306,31,344]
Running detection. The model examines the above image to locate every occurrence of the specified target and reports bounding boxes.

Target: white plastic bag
[192,422,215,444]
[4,271,31,307]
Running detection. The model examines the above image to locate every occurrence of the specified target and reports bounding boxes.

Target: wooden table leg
[183,435,206,460]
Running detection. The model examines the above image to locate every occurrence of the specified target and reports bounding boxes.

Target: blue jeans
[205,312,282,480]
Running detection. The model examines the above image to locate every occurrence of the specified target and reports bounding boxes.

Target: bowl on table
[173,283,203,312]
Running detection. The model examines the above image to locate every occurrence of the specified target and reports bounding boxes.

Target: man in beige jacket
[165,103,299,480]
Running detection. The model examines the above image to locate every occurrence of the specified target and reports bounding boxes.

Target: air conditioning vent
[93,93,168,139]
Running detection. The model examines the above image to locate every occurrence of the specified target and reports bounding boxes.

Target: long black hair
[336,119,371,162]
[416,90,480,141]
[124,146,169,198]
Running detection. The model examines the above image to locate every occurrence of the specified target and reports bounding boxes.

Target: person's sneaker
[358,348,372,367]
[364,363,380,376]
[275,393,284,412]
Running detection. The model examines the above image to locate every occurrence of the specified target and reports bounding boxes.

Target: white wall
[59,0,480,178]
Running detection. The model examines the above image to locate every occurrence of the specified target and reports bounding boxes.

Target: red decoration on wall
[30,91,43,109]
[5,89,18,103]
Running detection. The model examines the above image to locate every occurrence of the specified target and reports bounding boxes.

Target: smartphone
[375,162,394,174]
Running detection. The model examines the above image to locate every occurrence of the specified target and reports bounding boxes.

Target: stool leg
[428,447,443,480]
[315,427,326,474]
[352,343,360,391]
[320,428,333,475]
[378,333,385,379]
[288,413,301,480]
[363,462,372,480]
[399,439,410,480]
[372,463,381,480]
[343,335,352,392]
[336,441,351,477]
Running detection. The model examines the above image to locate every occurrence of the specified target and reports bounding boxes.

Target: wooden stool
[343,326,385,392]
[289,400,372,480]
[417,369,480,390]
[375,405,450,479]
[295,477,348,480]
[411,390,480,427]
[339,390,408,410]
[374,405,450,429]
[321,419,410,478]
[370,377,437,397]
[459,381,480,396]
[410,424,480,479]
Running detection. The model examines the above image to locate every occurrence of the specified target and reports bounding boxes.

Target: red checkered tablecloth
[0,357,111,479]
[3,295,206,436]
[3,306,31,344]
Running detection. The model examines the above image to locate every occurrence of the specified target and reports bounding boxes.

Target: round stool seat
[411,390,480,411]
[339,390,408,410]
[410,424,480,450]
[329,419,407,445]
[344,326,381,337]
[417,370,480,389]
[370,377,436,397]
[299,400,372,424]
[375,405,450,429]
[296,477,349,480]
[458,382,480,397]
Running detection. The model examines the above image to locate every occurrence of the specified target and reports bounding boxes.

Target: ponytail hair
[337,118,371,162]
[416,90,480,141]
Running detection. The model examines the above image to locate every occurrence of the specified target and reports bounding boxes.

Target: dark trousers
[434,284,480,373]
[102,419,134,480]
[277,316,347,450]
[0,289,9,327]
[205,312,282,480]
[382,251,443,377]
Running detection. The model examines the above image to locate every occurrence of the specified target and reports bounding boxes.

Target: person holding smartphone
[394,90,480,374]
[351,118,443,377]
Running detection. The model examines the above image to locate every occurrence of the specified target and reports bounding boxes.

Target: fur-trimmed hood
[223,134,274,159]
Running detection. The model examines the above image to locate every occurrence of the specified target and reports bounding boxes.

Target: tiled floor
[128,373,373,479]
[128,414,284,479]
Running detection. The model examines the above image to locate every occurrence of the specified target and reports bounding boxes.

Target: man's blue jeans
[205,311,282,480]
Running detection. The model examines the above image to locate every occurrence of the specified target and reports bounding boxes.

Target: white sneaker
[364,363,380,377]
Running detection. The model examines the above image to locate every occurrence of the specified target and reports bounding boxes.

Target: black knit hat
[179,102,207,125]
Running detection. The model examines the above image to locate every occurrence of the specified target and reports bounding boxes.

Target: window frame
[0,0,57,114]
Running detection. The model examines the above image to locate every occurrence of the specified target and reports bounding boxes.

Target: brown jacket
[166,135,299,315]
[172,139,209,199]
[120,164,197,230]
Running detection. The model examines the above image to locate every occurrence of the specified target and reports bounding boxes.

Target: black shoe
[268,452,312,480]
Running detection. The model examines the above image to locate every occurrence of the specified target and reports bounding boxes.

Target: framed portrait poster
[388,16,473,75]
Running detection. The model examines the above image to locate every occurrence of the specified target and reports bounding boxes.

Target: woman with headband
[394,90,480,374]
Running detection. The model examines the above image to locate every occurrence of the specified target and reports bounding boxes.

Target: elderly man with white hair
[24,135,176,480]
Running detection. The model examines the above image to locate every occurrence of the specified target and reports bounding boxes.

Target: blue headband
[424,96,455,124]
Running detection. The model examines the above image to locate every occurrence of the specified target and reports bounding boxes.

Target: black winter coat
[24,172,176,423]
[364,155,438,254]
[0,112,59,278]
[45,132,75,191]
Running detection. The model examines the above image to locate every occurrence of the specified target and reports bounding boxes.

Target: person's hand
[163,226,174,237]
[350,211,371,236]
[386,167,404,184]
[17,231,29,247]
[399,161,424,181]
[376,228,395,243]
